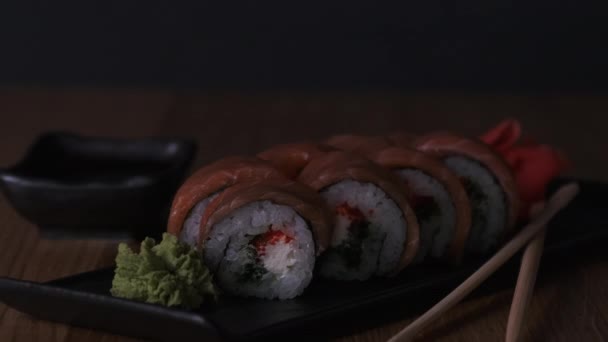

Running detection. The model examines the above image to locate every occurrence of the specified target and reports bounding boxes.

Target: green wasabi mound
[110,233,217,309]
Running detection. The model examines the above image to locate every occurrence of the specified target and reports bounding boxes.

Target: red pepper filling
[251,228,294,257]
[333,202,371,268]
[336,202,366,224]
[402,179,440,219]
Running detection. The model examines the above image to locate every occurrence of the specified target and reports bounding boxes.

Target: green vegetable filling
[461,178,488,229]
[237,245,268,283]
[414,198,441,222]
[333,219,371,268]
[110,233,217,310]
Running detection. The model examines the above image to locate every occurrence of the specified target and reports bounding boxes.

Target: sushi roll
[369,147,471,263]
[411,133,520,254]
[298,150,419,280]
[327,134,471,263]
[199,180,332,299]
[167,156,286,247]
[257,142,334,179]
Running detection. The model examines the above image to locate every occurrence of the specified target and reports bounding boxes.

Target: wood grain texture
[1,89,608,341]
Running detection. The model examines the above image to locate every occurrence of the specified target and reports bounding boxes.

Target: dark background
[2,3,608,342]
[2,1,608,90]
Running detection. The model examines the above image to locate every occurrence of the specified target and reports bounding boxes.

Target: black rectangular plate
[1,178,607,341]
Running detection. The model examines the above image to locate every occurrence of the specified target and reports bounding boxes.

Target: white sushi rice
[179,193,219,248]
[203,201,315,299]
[444,156,507,254]
[395,169,455,261]
[319,180,407,280]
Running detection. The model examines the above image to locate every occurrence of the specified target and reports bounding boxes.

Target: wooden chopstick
[505,203,547,342]
[387,183,579,342]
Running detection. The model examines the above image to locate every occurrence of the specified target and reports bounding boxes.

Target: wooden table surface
[1,88,607,341]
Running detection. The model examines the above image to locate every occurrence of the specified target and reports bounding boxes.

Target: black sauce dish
[0,132,196,239]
